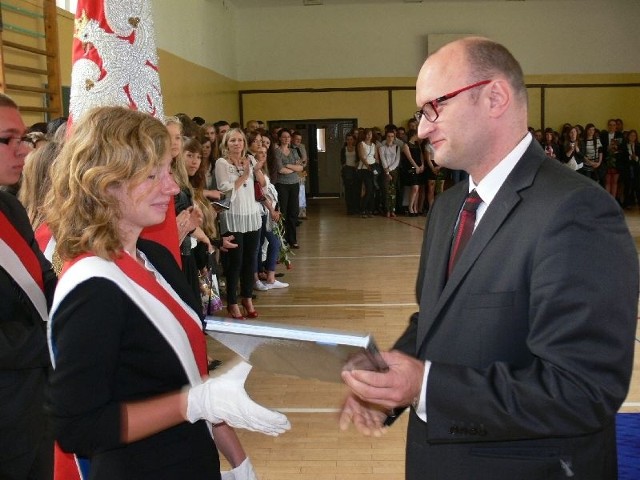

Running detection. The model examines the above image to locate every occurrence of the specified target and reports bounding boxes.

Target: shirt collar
[469,132,532,207]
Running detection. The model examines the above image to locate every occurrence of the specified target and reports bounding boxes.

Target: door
[268,119,357,197]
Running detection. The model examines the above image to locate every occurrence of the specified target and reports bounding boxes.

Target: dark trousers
[255,214,281,273]
[595,165,607,187]
[342,166,359,214]
[623,163,640,206]
[275,182,299,245]
[358,169,374,214]
[223,229,260,304]
[0,369,53,480]
[381,170,398,213]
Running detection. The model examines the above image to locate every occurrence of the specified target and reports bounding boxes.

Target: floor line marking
[253,303,417,308]
[278,408,341,413]
[276,405,640,413]
[289,254,420,260]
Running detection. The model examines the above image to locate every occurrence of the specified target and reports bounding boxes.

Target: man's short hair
[213,120,230,133]
[463,38,527,104]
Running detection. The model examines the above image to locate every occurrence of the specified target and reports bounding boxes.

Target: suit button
[469,426,478,435]
[449,426,459,435]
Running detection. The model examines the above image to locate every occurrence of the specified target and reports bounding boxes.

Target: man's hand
[341,350,425,410]
[339,394,388,437]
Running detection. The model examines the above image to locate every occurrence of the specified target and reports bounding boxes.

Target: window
[56,0,77,14]
[316,128,326,153]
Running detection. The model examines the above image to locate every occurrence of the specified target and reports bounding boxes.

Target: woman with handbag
[214,128,266,319]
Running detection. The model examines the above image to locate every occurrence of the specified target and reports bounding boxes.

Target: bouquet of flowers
[200,263,223,315]
[272,216,294,269]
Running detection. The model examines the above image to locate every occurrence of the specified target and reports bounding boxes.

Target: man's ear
[486,79,510,118]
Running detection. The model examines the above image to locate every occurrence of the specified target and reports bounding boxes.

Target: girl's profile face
[111,150,179,232]
[166,123,182,158]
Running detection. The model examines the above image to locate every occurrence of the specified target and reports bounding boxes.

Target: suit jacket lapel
[416,143,545,351]
[415,184,467,345]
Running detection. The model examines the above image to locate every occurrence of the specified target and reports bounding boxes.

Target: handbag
[254,180,266,202]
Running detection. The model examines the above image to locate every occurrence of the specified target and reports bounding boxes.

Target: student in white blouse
[214,128,266,319]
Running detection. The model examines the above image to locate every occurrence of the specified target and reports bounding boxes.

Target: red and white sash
[49,252,207,386]
[0,210,48,322]
[35,223,56,263]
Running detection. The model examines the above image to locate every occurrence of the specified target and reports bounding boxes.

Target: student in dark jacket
[0,93,56,480]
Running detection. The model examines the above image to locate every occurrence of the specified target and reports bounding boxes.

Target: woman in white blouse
[214,128,266,319]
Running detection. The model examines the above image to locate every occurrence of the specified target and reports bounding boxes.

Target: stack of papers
[205,316,388,383]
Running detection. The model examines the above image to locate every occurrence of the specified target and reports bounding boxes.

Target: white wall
[152,0,238,79]
[234,0,640,81]
[150,0,640,82]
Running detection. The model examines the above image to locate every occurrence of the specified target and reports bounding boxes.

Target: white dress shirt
[414,133,533,422]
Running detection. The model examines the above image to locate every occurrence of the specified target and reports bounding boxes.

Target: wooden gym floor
[209,197,640,480]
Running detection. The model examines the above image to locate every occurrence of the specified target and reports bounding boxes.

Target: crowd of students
[22,115,311,323]
[341,120,462,218]
[341,117,639,218]
[532,118,640,207]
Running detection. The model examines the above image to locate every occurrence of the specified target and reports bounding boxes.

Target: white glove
[186,358,290,436]
[220,457,258,480]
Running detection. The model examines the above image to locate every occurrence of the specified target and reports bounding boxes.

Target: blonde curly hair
[45,106,169,260]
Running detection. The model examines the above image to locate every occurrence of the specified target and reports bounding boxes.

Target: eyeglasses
[0,135,35,149]
[414,80,492,123]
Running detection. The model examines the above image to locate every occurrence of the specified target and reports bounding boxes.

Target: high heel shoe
[227,305,245,320]
[241,299,259,318]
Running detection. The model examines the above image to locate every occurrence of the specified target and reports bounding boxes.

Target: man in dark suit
[0,93,55,478]
[340,37,638,480]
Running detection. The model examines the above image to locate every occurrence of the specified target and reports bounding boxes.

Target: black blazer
[49,240,220,480]
[394,140,638,480]
[0,191,56,467]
